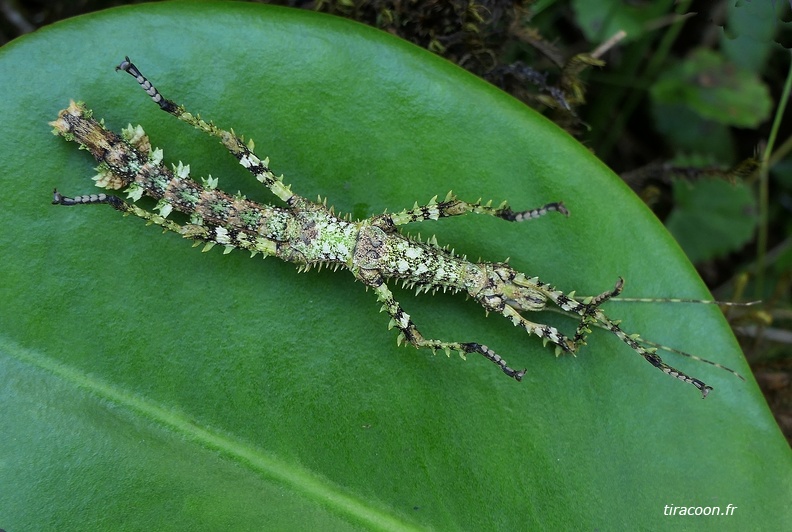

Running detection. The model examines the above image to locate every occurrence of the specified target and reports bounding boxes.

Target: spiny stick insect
[52,57,746,398]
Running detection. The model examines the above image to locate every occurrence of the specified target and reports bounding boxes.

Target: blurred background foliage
[3,0,790,441]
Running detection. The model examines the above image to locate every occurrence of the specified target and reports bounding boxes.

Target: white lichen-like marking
[125,183,144,202]
[49,58,752,398]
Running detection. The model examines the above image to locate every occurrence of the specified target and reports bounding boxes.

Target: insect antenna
[609,297,761,306]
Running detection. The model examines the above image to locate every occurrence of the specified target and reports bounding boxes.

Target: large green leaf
[650,48,773,128]
[666,178,758,263]
[1,2,788,529]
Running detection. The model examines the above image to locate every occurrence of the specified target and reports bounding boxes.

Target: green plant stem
[768,133,792,167]
[756,49,792,297]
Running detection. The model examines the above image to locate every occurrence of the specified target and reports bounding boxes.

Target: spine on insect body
[354,223,479,292]
[353,221,551,315]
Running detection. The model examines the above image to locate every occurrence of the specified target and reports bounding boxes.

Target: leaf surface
[651,48,773,128]
[0,3,789,529]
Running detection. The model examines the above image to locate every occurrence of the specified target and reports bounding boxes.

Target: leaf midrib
[1,336,419,531]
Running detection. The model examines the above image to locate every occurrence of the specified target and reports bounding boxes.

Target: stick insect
[51,57,746,397]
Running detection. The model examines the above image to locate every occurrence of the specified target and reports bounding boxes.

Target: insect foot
[50,57,746,398]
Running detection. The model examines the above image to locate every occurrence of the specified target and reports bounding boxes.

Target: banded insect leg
[530,277,714,397]
[52,189,279,258]
[361,272,526,380]
[115,57,297,204]
[387,192,568,226]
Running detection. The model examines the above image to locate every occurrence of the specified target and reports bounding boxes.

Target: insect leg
[570,277,624,347]
[115,57,296,204]
[52,189,126,210]
[364,273,526,380]
[388,191,568,226]
[592,310,714,398]
[499,305,577,356]
[53,188,188,233]
[533,278,714,397]
[52,189,279,258]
